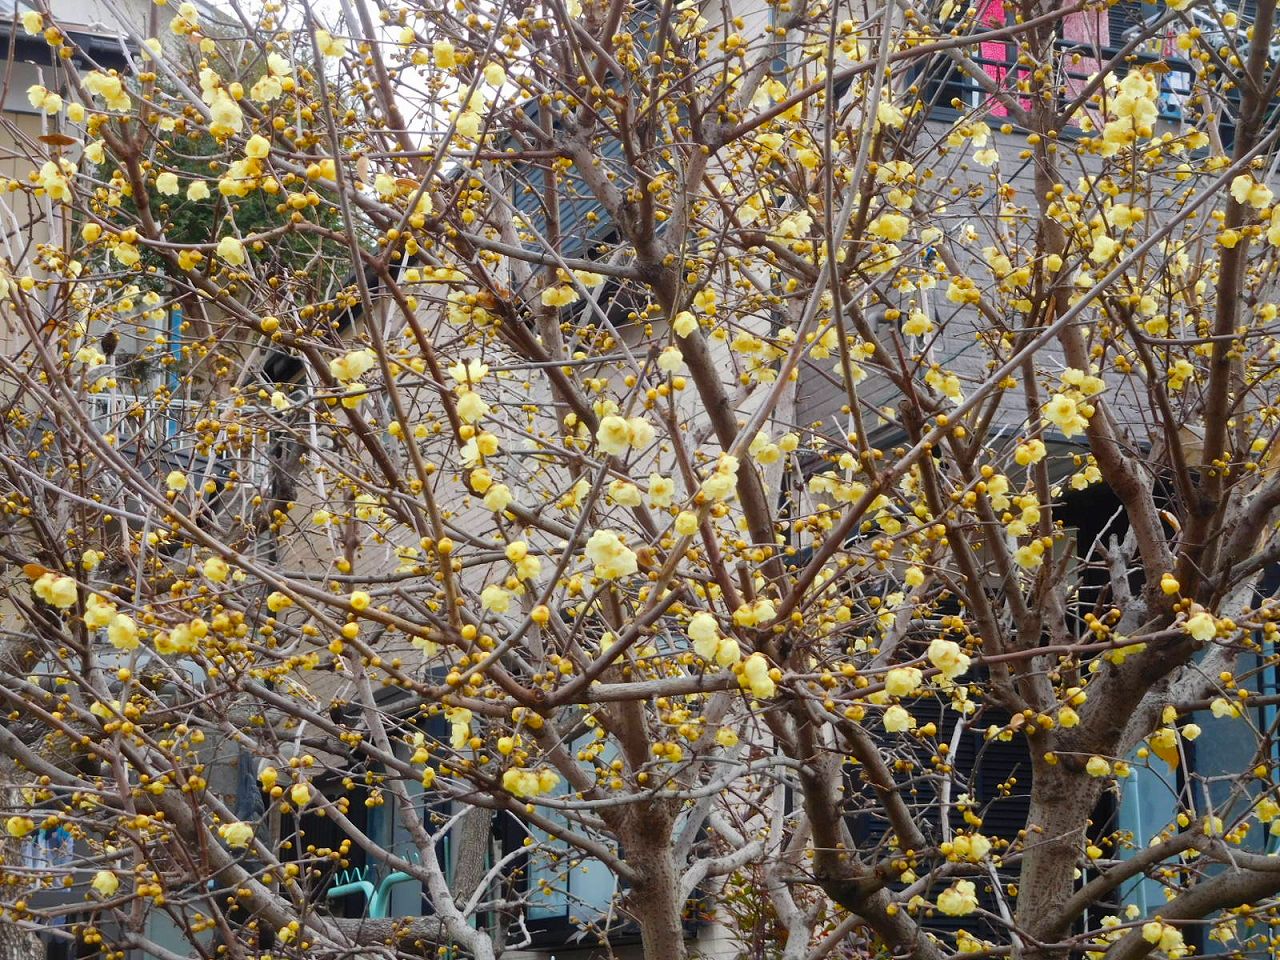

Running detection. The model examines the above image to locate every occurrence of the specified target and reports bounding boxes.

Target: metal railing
[85,391,272,491]
[913,36,1231,140]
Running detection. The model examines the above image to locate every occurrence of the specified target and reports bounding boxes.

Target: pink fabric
[1060,7,1108,126]
[977,0,1008,116]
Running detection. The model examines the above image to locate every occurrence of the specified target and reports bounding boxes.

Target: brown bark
[622,814,691,960]
[0,757,45,960]
[449,806,493,906]
[1013,762,1105,960]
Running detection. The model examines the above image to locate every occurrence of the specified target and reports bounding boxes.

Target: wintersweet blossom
[1184,609,1217,642]
[937,880,978,916]
[33,573,77,609]
[883,704,913,732]
[688,612,720,660]
[884,667,923,697]
[92,871,120,897]
[701,454,740,501]
[314,29,347,58]
[219,821,254,848]
[216,236,246,266]
[742,653,776,698]
[584,530,637,580]
[928,638,970,679]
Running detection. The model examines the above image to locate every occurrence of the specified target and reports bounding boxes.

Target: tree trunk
[1014,763,1102,960]
[0,756,46,960]
[450,805,492,906]
[0,923,43,960]
[627,838,686,960]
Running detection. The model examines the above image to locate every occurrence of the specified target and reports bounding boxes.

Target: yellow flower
[733,599,776,627]
[1043,393,1088,438]
[433,39,457,68]
[84,595,116,629]
[480,584,510,613]
[749,432,781,464]
[166,470,187,492]
[350,590,371,611]
[329,349,376,382]
[245,134,271,159]
[187,180,211,201]
[209,92,243,136]
[455,110,481,139]
[596,415,631,456]
[1268,208,1280,247]
[928,637,970,679]
[203,557,229,582]
[107,614,139,650]
[84,71,130,111]
[627,417,655,448]
[1014,543,1044,569]
[584,529,637,580]
[216,236,246,266]
[541,284,579,307]
[37,159,73,202]
[266,592,293,613]
[902,311,933,337]
[674,511,699,535]
[502,767,560,798]
[688,612,720,660]
[34,573,78,609]
[218,821,254,848]
[483,483,513,512]
[877,100,905,129]
[1142,921,1185,957]
[648,474,675,507]
[259,766,278,790]
[742,653,776,699]
[701,454,739,501]
[1014,439,1046,466]
[289,782,311,807]
[1089,233,1118,263]
[314,29,347,58]
[883,704,912,732]
[1211,697,1241,719]
[1085,755,1111,777]
[715,727,739,747]
[1230,174,1274,210]
[672,310,697,336]
[484,62,506,86]
[884,667,922,697]
[868,213,909,242]
[5,816,35,837]
[456,390,488,424]
[608,480,642,507]
[657,346,685,373]
[21,11,42,34]
[91,870,119,897]
[153,171,179,196]
[1184,610,1217,641]
[937,880,978,916]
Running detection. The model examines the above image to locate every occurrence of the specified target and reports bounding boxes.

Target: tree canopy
[3,1,1280,960]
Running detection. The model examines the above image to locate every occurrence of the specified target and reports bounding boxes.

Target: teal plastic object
[325,863,420,919]
[369,871,416,919]
[326,866,374,911]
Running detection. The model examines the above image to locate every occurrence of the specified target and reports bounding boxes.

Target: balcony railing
[913,36,1240,145]
[85,392,271,492]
